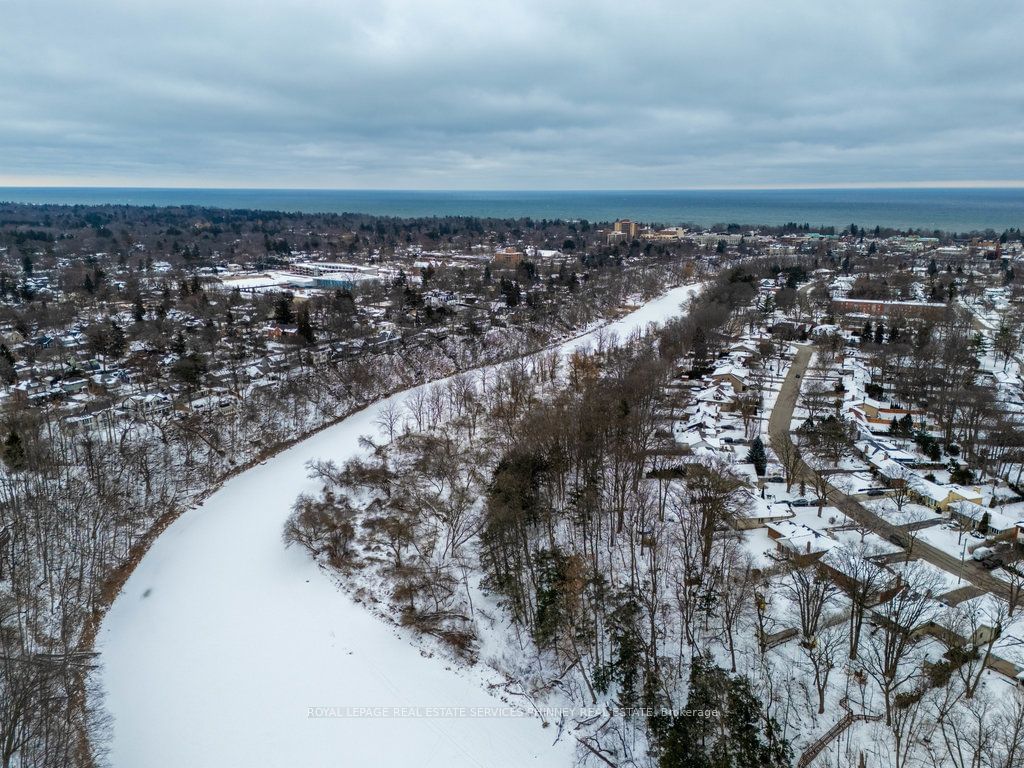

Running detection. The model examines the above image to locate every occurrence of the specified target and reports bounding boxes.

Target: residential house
[766,520,838,563]
[710,364,749,394]
[730,490,795,530]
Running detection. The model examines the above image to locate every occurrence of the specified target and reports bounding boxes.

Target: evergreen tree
[296,305,316,345]
[274,295,295,325]
[994,323,1016,367]
[481,449,549,624]
[171,352,208,397]
[0,344,16,385]
[331,290,357,322]
[594,593,644,710]
[499,277,521,307]
[691,327,709,372]
[533,547,571,648]
[2,431,25,471]
[746,437,767,476]
[655,656,792,768]
[107,321,126,359]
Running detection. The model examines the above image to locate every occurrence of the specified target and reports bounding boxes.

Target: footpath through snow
[96,284,700,768]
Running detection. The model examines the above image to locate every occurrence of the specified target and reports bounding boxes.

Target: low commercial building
[831,298,947,320]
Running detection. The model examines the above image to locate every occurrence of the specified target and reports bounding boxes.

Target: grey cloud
[1,0,1022,188]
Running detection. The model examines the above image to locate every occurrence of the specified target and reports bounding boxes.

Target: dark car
[866,489,885,497]
[791,499,810,507]
[888,533,906,547]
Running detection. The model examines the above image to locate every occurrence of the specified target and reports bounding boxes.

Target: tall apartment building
[613,219,640,239]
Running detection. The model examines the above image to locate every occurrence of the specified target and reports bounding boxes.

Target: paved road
[767,344,1012,599]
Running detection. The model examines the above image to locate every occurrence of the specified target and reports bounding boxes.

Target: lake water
[2,187,1023,233]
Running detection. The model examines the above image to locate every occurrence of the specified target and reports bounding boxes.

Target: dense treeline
[0,201,702,272]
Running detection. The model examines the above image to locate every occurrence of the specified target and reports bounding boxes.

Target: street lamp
[958,539,967,585]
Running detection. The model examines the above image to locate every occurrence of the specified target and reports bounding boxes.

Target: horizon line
[3,181,1024,193]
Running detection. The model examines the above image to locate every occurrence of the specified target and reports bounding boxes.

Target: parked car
[972,546,995,562]
[791,499,810,507]
[866,489,885,497]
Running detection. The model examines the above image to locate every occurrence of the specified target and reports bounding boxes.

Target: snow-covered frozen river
[96,284,699,768]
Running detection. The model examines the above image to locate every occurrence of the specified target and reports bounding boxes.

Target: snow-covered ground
[95,284,701,768]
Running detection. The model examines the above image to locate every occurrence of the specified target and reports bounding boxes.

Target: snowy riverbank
[95,283,700,768]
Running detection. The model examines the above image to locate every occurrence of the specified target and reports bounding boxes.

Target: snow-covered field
[95,284,700,768]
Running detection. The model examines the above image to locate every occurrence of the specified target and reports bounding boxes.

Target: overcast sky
[2,0,1022,189]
